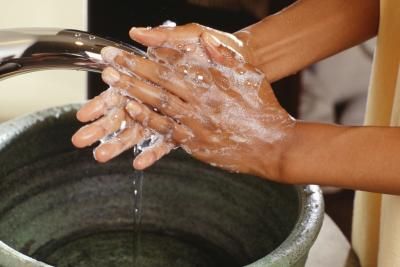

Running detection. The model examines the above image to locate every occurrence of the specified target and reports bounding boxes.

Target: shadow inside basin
[0,106,300,267]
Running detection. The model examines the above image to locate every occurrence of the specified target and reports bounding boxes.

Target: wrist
[278,121,328,185]
[249,115,297,183]
[235,0,379,82]
[279,121,350,186]
[235,12,302,82]
[276,120,307,184]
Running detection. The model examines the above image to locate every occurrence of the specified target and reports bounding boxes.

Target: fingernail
[130,27,167,46]
[130,27,151,36]
[102,67,120,85]
[101,46,121,63]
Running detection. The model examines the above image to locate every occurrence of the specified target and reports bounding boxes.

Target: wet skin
[72,24,294,180]
[72,4,400,194]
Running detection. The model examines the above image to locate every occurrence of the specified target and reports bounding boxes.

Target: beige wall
[0,0,87,121]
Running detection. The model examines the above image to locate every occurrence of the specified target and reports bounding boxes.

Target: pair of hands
[71,23,294,181]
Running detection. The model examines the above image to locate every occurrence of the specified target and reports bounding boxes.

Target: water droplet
[197,75,204,81]
[183,69,188,75]
[74,32,81,38]
[89,35,96,40]
[161,20,176,27]
[120,120,127,131]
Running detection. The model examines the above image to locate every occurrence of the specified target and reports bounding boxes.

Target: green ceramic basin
[0,105,324,267]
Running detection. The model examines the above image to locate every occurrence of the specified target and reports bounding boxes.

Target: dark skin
[72,0,400,194]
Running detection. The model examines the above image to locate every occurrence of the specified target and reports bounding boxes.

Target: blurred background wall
[0,0,87,122]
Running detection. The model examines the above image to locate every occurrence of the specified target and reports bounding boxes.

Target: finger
[102,67,189,120]
[126,100,192,143]
[93,123,145,163]
[72,108,127,148]
[146,47,209,79]
[147,47,183,65]
[76,88,126,122]
[129,24,202,47]
[101,47,190,101]
[142,47,213,86]
[147,41,207,67]
[200,32,244,68]
[77,96,105,122]
[133,141,175,170]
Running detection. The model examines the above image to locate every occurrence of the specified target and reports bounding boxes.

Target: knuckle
[188,22,199,28]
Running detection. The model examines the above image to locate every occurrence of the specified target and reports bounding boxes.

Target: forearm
[279,122,400,194]
[236,0,379,82]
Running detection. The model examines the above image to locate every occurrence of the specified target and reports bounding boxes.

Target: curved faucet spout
[0,28,145,80]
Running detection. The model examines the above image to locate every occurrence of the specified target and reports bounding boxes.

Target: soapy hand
[72,23,258,171]
[96,31,295,180]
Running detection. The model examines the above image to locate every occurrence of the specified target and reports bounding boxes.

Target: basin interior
[0,109,299,267]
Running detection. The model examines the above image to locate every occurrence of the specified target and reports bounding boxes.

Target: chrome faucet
[0,28,145,80]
